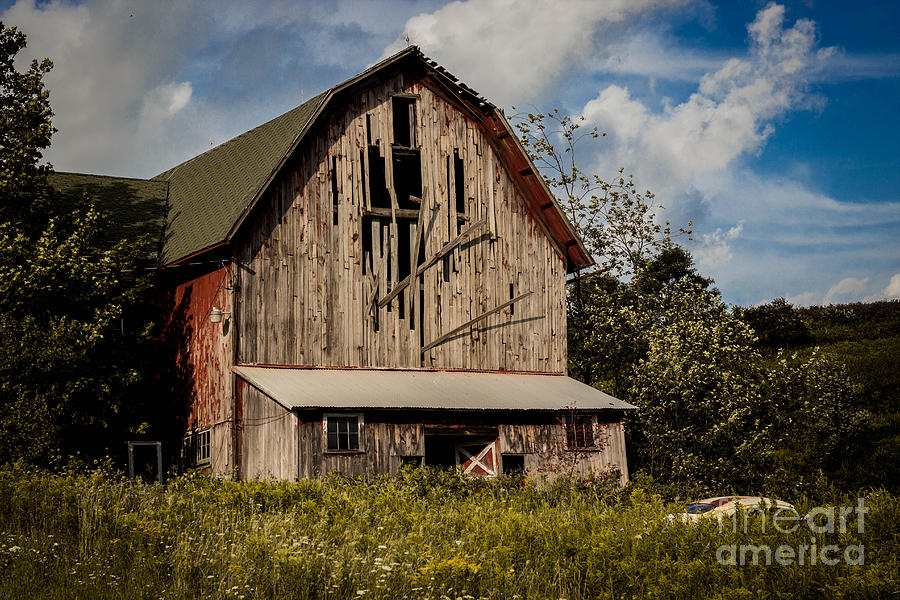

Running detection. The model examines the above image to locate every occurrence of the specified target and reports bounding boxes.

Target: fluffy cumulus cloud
[695,222,743,271]
[569,3,900,305]
[384,0,686,106]
[583,3,834,191]
[2,0,423,177]
[823,277,871,305]
[2,0,214,176]
[885,274,900,299]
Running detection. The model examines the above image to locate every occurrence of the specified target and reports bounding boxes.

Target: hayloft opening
[392,96,416,148]
[368,148,391,209]
[392,148,422,209]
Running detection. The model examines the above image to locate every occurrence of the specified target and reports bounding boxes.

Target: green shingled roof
[48,171,169,261]
[152,92,326,264]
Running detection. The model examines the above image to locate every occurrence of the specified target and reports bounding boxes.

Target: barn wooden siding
[237,401,629,482]
[234,70,567,372]
[238,381,298,480]
[170,264,235,475]
[501,421,629,484]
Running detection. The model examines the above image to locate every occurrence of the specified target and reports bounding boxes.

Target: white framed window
[183,428,211,465]
[323,413,364,452]
[564,414,598,449]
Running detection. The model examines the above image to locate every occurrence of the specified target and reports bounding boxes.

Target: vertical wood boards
[240,383,299,480]
[235,71,567,373]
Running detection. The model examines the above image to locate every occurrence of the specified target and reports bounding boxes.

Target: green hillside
[743,300,900,490]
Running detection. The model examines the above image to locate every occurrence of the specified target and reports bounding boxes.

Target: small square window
[324,414,363,452]
[183,428,211,466]
[564,415,597,449]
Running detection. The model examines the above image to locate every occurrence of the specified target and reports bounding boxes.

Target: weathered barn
[51,47,636,480]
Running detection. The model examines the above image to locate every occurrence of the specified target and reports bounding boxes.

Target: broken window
[183,428,210,465]
[564,414,598,449]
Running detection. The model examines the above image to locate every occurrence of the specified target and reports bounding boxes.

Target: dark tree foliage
[741,297,812,350]
[0,23,154,466]
[631,246,713,299]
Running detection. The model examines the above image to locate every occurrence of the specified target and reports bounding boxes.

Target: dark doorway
[424,435,464,468]
[501,454,525,475]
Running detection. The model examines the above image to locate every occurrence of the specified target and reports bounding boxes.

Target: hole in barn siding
[331,156,339,226]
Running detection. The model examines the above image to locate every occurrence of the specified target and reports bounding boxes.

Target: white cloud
[582,3,835,195]
[823,277,871,305]
[1,0,402,177]
[785,291,818,307]
[597,30,728,82]
[695,222,743,270]
[2,0,217,176]
[384,0,686,106]
[144,82,193,119]
[561,3,900,306]
[882,274,900,299]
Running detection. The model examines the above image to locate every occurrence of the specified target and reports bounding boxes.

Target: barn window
[564,414,597,449]
[183,428,211,465]
[324,413,364,452]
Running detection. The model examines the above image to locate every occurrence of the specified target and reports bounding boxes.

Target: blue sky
[3,0,898,306]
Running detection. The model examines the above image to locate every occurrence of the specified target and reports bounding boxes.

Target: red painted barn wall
[168,264,235,475]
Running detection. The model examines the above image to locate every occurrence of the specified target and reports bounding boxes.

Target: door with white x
[454,438,499,477]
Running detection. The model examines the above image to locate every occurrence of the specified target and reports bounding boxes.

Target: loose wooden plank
[422,291,533,354]
[378,217,486,308]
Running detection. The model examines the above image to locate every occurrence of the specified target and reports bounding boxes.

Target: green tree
[516,108,868,492]
[0,22,151,465]
[512,108,690,277]
[0,24,54,230]
[740,297,812,351]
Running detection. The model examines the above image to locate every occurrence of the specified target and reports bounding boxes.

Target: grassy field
[0,465,896,599]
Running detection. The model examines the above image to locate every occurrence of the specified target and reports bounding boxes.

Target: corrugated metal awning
[233,366,636,411]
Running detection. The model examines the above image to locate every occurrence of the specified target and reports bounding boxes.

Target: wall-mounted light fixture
[209,307,231,323]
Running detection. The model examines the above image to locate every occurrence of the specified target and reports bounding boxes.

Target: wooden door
[455,438,499,477]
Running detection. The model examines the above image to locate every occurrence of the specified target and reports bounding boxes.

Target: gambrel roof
[53,47,593,272]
